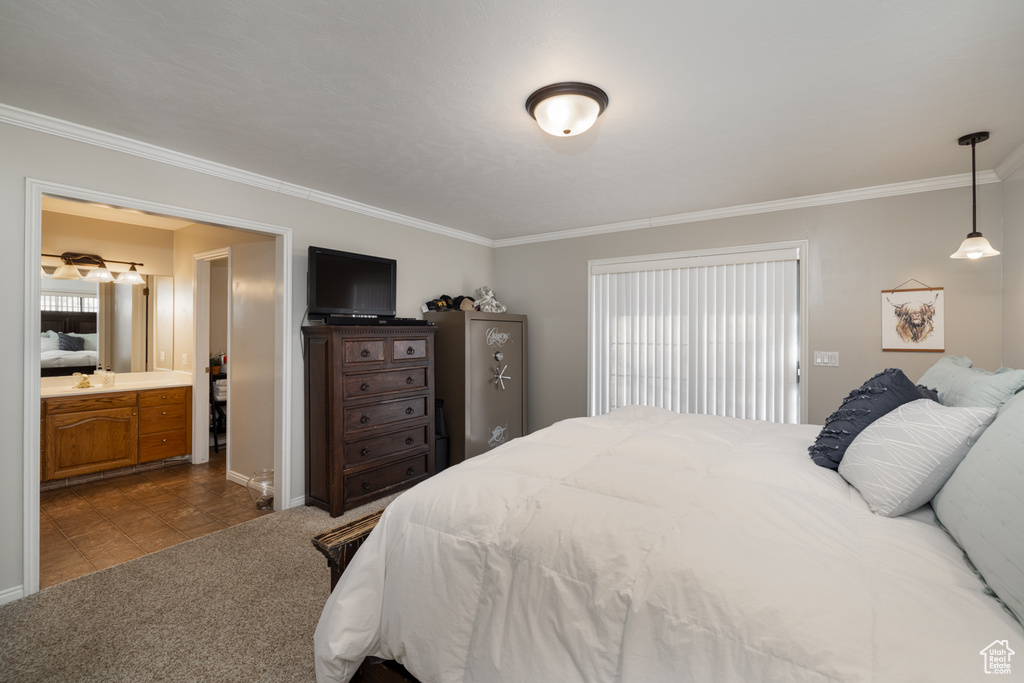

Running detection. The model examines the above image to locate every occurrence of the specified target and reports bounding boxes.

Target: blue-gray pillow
[808,368,938,470]
[58,332,85,352]
[917,355,1024,409]
[933,390,1024,623]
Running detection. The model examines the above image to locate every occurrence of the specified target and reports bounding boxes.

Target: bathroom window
[41,294,98,313]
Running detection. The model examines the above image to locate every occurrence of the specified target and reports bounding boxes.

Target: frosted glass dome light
[950,233,1000,259]
[526,82,608,137]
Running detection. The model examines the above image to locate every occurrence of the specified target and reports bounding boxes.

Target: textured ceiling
[3,0,1024,242]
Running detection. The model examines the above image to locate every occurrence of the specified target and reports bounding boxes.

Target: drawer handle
[162,438,167,443]
[405,407,414,415]
[405,376,414,384]
[405,346,416,355]
[360,349,370,358]
[161,411,167,415]
[360,383,370,391]
[406,467,416,476]
[405,437,414,445]
[360,415,370,424]
[362,481,371,490]
[361,447,370,456]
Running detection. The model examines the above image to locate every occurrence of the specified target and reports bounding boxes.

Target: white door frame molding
[23,178,293,598]
[192,248,230,468]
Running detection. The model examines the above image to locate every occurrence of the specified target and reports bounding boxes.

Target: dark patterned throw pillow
[58,332,85,352]
[808,368,938,470]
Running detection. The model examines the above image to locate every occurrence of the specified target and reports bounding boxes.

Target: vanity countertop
[41,371,193,399]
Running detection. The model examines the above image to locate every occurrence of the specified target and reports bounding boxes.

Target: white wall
[1,121,493,598]
[494,184,1005,431]
[1002,165,1024,368]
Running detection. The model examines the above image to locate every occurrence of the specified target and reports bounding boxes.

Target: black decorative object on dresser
[303,325,436,517]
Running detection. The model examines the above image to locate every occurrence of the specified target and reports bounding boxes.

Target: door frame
[23,178,293,597]
[192,249,230,468]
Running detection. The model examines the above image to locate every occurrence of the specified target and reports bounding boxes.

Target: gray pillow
[933,389,1024,623]
[918,355,1024,409]
[839,399,996,517]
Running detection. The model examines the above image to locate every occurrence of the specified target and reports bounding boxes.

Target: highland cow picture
[881,287,944,352]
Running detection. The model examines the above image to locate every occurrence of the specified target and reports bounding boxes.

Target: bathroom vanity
[41,374,192,481]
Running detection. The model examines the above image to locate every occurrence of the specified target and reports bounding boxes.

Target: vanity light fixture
[950,131,1000,260]
[115,264,146,286]
[525,82,609,137]
[41,252,146,285]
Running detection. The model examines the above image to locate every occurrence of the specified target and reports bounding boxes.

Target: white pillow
[838,399,996,517]
[40,335,58,352]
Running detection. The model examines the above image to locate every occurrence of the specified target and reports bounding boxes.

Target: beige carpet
[0,497,396,683]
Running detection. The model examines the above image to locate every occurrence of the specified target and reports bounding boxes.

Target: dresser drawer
[139,386,189,407]
[139,404,187,435]
[343,367,427,399]
[344,453,429,502]
[392,338,428,361]
[344,396,428,432]
[344,339,385,364]
[139,430,188,462]
[345,424,430,469]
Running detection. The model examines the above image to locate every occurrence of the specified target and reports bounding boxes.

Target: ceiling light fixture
[950,131,1000,260]
[41,252,146,285]
[525,82,609,137]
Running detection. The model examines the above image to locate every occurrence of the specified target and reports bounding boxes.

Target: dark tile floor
[39,451,271,589]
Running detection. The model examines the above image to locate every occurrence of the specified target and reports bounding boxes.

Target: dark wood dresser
[303,325,436,516]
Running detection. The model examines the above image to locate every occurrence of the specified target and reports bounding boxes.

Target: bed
[314,357,1024,683]
[40,311,99,377]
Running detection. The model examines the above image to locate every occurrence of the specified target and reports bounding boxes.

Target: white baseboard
[0,584,24,606]
[289,495,306,509]
[226,469,250,488]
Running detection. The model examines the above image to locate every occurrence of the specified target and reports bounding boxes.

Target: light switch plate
[813,351,839,367]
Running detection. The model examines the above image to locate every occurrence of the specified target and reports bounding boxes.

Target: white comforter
[40,349,98,368]
[315,406,1024,682]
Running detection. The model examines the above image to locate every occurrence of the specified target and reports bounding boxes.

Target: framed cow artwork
[881,287,944,352]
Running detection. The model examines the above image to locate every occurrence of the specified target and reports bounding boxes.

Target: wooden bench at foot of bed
[312,509,422,683]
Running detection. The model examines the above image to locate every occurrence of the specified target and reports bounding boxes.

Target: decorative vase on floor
[246,469,274,510]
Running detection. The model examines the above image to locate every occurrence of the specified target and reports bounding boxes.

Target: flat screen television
[307,246,397,321]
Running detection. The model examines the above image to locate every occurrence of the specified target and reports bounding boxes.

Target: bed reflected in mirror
[39,271,174,377]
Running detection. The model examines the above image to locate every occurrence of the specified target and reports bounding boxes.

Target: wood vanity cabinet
[43,392,139,480]
[41,386,193,481]
[138,387,192,463]
[303,325,436,517]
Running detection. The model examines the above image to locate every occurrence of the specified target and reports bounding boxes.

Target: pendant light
[950,131,1000,259]
[526,82,609,137]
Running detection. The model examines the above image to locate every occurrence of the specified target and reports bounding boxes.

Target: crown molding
[494,171,1001,247]
[995,140,1024,180]
[4,102,1015,250]
[0,103,493,247]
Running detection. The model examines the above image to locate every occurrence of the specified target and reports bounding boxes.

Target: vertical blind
[589,247,801,424]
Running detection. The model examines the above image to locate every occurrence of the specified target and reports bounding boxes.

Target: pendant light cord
[971,137,978,236]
